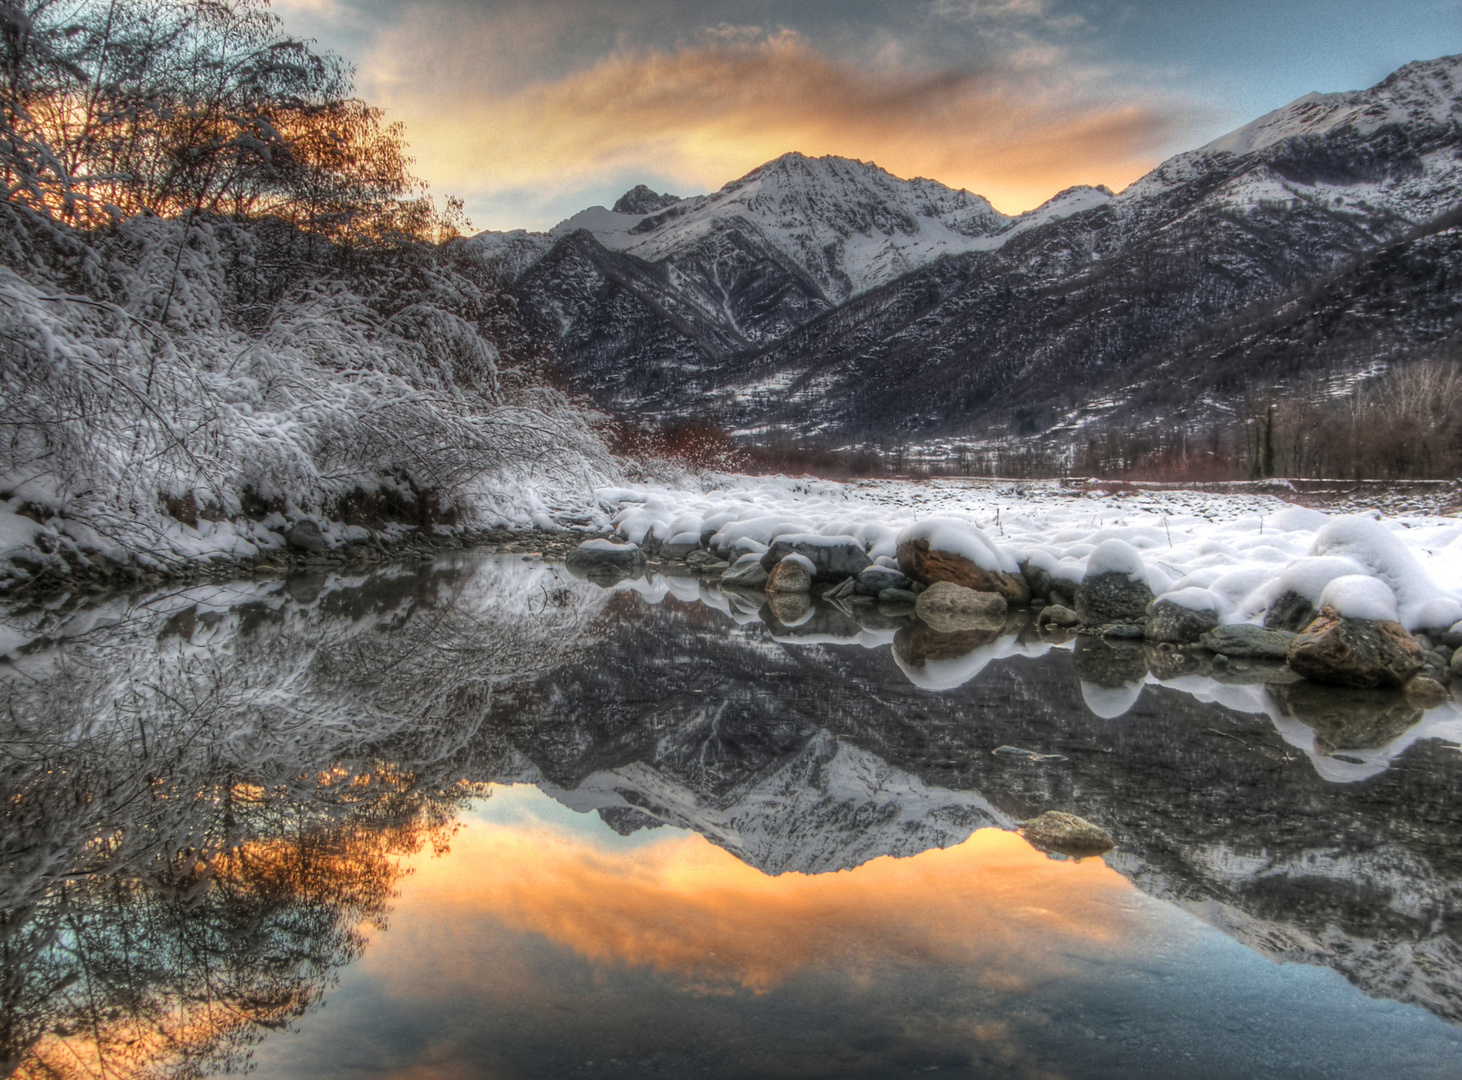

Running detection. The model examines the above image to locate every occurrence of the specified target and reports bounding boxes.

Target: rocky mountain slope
[465,54,1462,443]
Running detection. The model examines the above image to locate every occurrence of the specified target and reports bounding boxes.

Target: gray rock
[1264,589,1317,633]
[1020,561,1053,601]
[879,587,920,605]
[285,519,327,554]
[721,559,769,588]
[1146,598,1221,643]
[660,534,702,559]
[1020,811,1115,857]
[1199,624,1297,660]
[914,580,1007,633]
[1038,604,1080,628]
[760,534,872,581]
[855,564,911,596]
[1453,646,1462,679]
[566,540,647,579]
[1075,571,1154,626]
[1102,623,1146,640]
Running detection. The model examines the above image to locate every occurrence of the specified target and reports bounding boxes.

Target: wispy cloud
[363,17,1181,227]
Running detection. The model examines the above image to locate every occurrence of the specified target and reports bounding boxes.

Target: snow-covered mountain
[466,53,1462,443]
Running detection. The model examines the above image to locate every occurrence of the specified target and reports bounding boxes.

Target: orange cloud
[365,25,1179,221]
[367,811,1139,999]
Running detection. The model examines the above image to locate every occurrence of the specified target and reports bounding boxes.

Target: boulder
[1145,598,1220,643]
[1452,646,1462,680]
[914,580,1007,634]
[897,538,1029,604]
[765,554,814,594]
[760,534,871,581]
[1264,589,1316,634]
[1074,571,1154,627]
[566,539,647,579]
[1198,624,1296,660]
[1038,604,1080,628]
[1020,811,1115,858]
[1287,607,1427,689]
[854,564,911,597]
[721,559,769,589]
[285,519,327,554]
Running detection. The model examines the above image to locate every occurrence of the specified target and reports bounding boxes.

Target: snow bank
[1319,575,1400,622]
[593,478,1462,635]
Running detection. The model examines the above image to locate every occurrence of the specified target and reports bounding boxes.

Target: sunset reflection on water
[368,786,1137,999]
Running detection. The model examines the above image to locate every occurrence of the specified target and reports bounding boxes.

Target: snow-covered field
[592,474,1462,633]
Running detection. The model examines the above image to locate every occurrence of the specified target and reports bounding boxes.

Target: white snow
[1157,586,1220,613]
[1318,575,1401,623]
[1084,538,1147,580]
[894,518,1018,574]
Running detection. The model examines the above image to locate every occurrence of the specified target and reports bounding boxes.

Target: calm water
[3,552,1462,1080]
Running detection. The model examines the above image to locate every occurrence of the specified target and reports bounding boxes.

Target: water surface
[3,553,1461,1079]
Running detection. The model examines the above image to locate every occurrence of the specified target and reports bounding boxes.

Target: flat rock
[1020,811,1115,858]
[1146,598,1220,643]
[898,538,1030,604]
[914,580,1007,634]
[1199,624,1296,660]
[1075,571,1154,626]
[1287,606,1426,689]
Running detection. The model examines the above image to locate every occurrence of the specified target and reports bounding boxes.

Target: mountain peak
[612,184,682,216]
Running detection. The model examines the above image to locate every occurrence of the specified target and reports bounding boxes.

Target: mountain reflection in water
[2,553,1461,1080]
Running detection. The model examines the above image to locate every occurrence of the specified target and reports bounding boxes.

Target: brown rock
[1020,811,1115,858]
[1404,675,1450,709]
[914,580,1007,633]
[893,620,1002,671]
[1268,681,1421,754]
[766,556,813,594]
[1287,606,1426,689]
[897,538,1030,604]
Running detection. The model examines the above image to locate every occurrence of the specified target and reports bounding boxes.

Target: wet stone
[1198,624,1296,660]
[1075,571,1154,627]
[1020,811,1115,858]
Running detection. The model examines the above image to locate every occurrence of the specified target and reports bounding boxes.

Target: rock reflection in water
[2,553,1461,1080]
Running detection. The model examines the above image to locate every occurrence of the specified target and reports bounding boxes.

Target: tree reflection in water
[0,557,601,1080]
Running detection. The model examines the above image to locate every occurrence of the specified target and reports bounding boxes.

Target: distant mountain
[463,54,1462,444]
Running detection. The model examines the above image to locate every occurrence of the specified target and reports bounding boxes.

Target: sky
[271,0,1462,232]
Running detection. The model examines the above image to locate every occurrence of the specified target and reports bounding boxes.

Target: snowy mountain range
[465,53,1462,442]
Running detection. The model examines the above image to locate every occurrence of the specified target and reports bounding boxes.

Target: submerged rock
[1146,598,1220,644]
[1404,676,1450,709]
[1075,571,1154,627]
[566,539,647,580]
[914,580,1007,633]
[1198,624,1296,660]
[1020,811,1115,858]
[1287,607,1426,689]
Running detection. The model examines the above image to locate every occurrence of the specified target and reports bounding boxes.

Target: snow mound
[1085,539,1146,580]
[1156,586,1219,612]
[1319,575,1400,623]
[896,518,1017,574]
[1309,516,1458,629]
